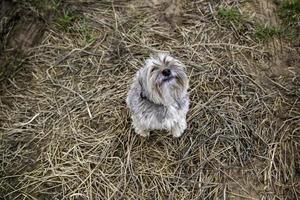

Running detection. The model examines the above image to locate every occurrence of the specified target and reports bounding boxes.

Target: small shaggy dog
[126,53,189,137]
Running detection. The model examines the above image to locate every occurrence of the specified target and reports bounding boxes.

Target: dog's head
[139,53,188,105]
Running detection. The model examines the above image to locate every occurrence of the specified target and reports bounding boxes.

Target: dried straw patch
[1,1,299,199]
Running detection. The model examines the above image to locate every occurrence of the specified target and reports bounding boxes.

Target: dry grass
[1,0,299,199]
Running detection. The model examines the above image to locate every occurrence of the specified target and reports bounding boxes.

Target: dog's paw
[170,128,183,138]
[170,120,186,138]
[136,130,150,137]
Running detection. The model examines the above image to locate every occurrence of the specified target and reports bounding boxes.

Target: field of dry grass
[1,0,299,199]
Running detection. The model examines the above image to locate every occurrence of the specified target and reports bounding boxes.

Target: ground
[0,0,299,199]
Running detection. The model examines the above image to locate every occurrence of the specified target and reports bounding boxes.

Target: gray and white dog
[126,53,189,137]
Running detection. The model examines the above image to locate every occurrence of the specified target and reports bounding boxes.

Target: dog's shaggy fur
[126,53,189,137]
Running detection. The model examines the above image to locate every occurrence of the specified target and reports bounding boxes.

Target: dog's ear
[138,77,147,99]
[137,70,147,99]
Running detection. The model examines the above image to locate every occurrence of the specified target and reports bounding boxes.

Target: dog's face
[140,53,188,105]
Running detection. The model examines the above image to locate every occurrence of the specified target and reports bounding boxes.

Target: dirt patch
[241,0,300,91]
[242,0,279,26]
[0,0,48,82]
[146,0,185,26]
[267,42,300,78]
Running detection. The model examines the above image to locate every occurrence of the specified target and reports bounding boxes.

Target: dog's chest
[136,97,189,131]
[156,105,184,130]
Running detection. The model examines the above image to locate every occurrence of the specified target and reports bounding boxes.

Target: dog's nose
[162,69,171,76]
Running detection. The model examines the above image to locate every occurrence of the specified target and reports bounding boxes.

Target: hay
[1,1,299,199]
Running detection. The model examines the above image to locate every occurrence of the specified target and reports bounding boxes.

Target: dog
[126,53,189,137]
